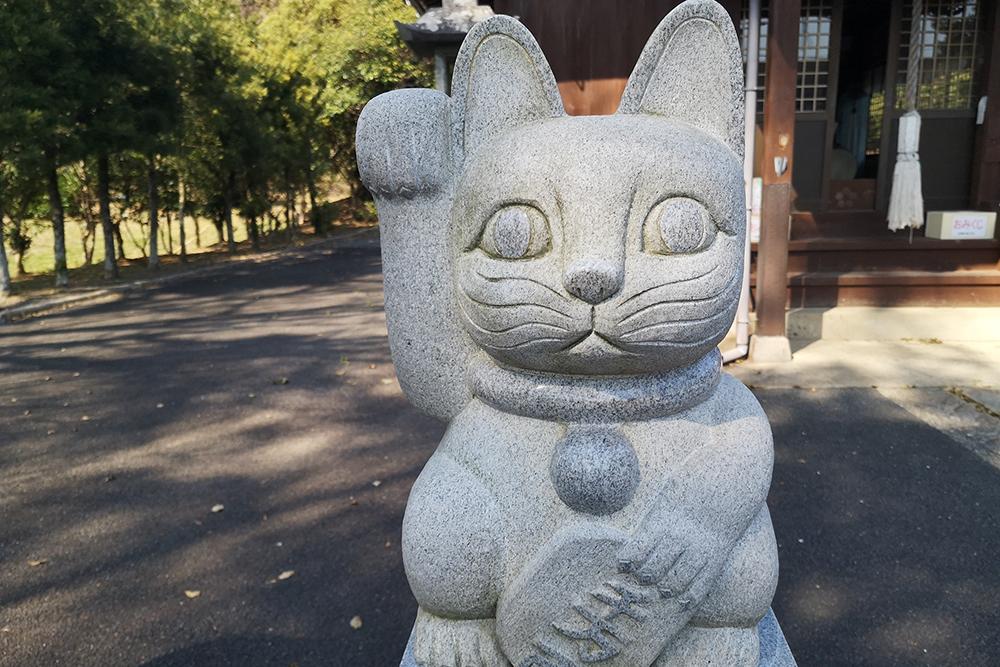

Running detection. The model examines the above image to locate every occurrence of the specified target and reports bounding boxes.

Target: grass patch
[2,210,376,308]
[8,215,251,276]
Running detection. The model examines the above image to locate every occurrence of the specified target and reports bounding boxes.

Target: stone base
[749,335,793,363]
[400,608,796,666]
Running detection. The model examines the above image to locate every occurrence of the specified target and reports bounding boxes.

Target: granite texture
[402,609,796,666]
[357,1,790,665]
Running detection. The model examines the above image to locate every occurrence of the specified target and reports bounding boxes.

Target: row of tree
[0,0,429,296]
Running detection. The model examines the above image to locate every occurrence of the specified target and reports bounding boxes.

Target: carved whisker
[463,294,575,320]
[618,310,730,340]
[465,316,574,336]
[616,265,718,307]
[475,271,570,302]
[488,337,571,350]
[617,293,726,328]
[615,274,740,326]
[619,330,730,349]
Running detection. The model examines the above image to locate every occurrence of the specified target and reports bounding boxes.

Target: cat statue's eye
[479,205,551,259]
[643,197,713,255]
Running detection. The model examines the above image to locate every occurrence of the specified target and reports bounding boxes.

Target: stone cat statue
[356,1,779,665]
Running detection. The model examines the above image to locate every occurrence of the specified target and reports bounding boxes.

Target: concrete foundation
[749,335,793,363]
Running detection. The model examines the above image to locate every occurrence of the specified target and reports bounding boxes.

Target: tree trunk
[306,162,322,234]
[12,214,26,275]
[223,172,236,254]
[114,221,127,261]
[97,153,118,279]
[147,158,159,269]
[46,153,69,288]
[164,208,174,255]
[213,215,224,245]
[248,214,260,251]
[283,165,295,240]
[82,222,95,265]
[296,190,306,229]
[178,176,188,263]
[0,202,12,298]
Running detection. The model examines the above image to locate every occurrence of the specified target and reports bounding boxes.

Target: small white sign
[925,210,997,240]
[951,215,988,238]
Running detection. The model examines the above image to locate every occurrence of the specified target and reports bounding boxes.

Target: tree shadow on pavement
[761,387,1000,667]
[3,245,999,666]
[0,246,441,666]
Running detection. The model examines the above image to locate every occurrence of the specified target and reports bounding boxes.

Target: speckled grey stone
[550,425,640,515]
[402,609,796,666]
[357,1,791,665]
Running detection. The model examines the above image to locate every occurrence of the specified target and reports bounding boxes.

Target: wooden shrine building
[401,0,1000,338]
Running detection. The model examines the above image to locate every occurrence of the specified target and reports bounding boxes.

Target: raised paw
[412,607,510,667]
[356,89,451,200]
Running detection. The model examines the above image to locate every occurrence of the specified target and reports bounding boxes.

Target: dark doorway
[827,0,893,211]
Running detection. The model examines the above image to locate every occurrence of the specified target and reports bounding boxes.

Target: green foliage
[0,0,429,283]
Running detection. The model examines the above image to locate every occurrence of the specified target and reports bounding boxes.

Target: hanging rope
[904,0,923,112]
[888,0,925,231]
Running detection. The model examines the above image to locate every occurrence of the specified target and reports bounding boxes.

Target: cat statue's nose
[563,258,623,304]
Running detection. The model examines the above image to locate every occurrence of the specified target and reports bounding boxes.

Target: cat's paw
[412,607,510,667]
[617,518,726,608]
[356,88,452,200]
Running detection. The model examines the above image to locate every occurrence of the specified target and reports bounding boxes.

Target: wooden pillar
[971,0,1000,213]
[756,0,800,344]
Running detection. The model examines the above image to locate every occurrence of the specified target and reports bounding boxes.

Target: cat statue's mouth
[560,330,635,357]
[559,306,636,358]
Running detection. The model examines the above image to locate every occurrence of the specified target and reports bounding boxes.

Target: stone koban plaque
[357,1,794,664]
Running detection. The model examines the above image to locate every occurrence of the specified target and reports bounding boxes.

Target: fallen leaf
[371,480,382,487]
[380,378,393,385]
[184,590,201,599]
[349,497,358,506]
[27,559,47,567]
[211,504,225,513]
[368,364,376,369]
[277,570,295,581]
[350,615,363,630]
[384,541,391,549]
[22,410,31,416]
[72,372,81,377]
[156,403,164,409]
[272,377,289,385]
[80,415,91,422]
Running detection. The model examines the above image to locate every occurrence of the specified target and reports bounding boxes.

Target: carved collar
[468,349,721,423]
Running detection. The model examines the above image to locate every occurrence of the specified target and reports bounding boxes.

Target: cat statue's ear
[451,16,564,160]
[354,17,562,423]
[618,0,744,157]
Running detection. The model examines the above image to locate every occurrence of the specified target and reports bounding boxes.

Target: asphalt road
[2,240,998,667]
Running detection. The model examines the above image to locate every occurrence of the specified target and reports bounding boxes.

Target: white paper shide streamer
[887,110,923,230]
[887,0,925,232]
